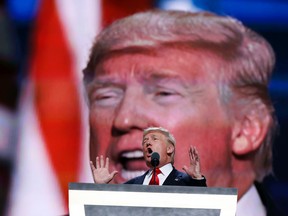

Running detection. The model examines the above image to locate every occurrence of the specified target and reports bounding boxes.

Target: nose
[112,86,152,135]
[146,142,152,148]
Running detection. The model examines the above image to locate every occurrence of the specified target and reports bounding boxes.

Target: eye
[90,87,123,107]
[155,90,175,97]
[153,88,181,104]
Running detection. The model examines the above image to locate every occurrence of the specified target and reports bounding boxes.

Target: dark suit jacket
[254,181,286,216]
[125,167,206,187]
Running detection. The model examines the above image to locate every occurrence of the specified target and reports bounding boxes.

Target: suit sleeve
[124,179,135,184]
[186,175,207,187]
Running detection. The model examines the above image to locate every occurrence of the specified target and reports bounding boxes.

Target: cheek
[89,109,114,155]
[89,109,113,128]
[174,124,232,172]
[167,111,232,171]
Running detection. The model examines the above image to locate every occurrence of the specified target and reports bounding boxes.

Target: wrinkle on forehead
[94,46,157,74]
[94,47,219,89]
[94,53,157,82]
[94,66,201,91]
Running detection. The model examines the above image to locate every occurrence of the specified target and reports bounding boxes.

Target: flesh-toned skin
[88,47,256,199]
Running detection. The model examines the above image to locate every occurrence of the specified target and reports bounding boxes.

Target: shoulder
[254,181,286,216]
[165,168,207,187]
[124,171,148,185]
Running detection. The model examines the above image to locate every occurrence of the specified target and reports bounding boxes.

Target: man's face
[142,131,174,168]
[88,47,233,185]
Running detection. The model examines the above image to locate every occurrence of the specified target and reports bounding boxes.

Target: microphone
[151,152,160,167]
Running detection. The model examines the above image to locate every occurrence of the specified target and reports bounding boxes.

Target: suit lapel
[163,168,183,185]
[134,170,149,184]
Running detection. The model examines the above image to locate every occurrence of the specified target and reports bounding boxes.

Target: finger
[96,156,100,169]
[189,146,194,161]
[105,157,109,169]
[194,147,199,161]
[191,146,199,161]
[111,170,118,177]
[192,146,198,158]
[89,161,96,171]
[100,155,104,167]
[107,171,118,183]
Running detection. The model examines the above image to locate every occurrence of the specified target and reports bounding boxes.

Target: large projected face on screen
[83,10,275,200]
[87,47,232,185]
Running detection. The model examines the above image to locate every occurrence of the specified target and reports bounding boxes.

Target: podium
[69,183,237,216]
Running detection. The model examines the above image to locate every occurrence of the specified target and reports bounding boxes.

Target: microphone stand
[151,152,160,185]
[153,167,156,185]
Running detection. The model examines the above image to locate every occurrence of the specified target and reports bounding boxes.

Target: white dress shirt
[236,185,266,216]
[143,163,173,185]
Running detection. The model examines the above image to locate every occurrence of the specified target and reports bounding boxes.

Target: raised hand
[90,155,118,184]
[182,146,203,179]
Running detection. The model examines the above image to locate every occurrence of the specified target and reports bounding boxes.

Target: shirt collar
[148,163,173,177]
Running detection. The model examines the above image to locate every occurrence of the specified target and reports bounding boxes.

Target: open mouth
[117,150,146,180]
[120,150,144,165]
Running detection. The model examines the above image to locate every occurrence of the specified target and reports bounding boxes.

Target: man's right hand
[90,155,118,184]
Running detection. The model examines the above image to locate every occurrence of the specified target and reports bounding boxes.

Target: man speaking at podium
[90,127,207,187]
[84,10,285,215]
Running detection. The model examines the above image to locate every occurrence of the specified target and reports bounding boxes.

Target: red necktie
[149,168,161,185]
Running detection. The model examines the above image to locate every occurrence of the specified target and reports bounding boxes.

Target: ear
[232,109,271,155]
[166,144,175,155]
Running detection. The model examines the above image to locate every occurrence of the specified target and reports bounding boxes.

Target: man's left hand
[182,146,203,179]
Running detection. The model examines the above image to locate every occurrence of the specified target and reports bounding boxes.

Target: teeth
[121,169,146,180]
[121,150,143,159]
[119,150,145,180]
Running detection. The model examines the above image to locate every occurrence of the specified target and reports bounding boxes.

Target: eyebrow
[141,69,181,80]
[91,69,186,85]
[87,76,126,89]
[139,70,190,88]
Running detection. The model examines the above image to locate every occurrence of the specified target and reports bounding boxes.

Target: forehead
[94,47,221,83]
[144,131,165,139]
